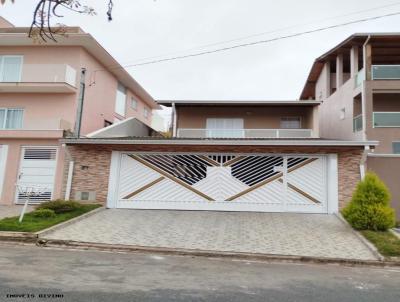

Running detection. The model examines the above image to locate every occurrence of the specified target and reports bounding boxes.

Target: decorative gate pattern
[115,153,328,213]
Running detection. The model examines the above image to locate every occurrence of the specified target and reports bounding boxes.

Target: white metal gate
[111,153,332,213]
[15,147,58,204]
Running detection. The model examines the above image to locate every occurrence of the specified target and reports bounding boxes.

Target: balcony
[0,118,72,139]
[0,64,77,93]
[373,112,400,128]
[371,65,400,80]
[177,128,315,139]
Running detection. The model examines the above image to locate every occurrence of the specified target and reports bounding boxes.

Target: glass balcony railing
[372,65,400,80]
[353,115,363,132]
[373,112,400,127]
[355,68,365,87]
[177,128,315,138]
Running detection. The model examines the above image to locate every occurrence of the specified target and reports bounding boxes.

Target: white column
[336,54,344,88]
[350,46,359,78]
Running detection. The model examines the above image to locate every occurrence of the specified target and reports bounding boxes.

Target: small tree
[342,172,395,231]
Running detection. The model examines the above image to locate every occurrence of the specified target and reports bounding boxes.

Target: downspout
[360,145,371,180]
[361,35,371,142]
[172,102,177,137]
[63,143,74,201]
[74,68,87,138]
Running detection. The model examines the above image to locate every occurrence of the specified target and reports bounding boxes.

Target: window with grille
[23,148,57,160]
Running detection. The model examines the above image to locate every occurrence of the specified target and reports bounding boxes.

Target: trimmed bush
[342,172,395,231]
[32,208,56,219]
[37,200,81,214]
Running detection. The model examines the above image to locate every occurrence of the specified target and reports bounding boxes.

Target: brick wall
[63,143,364,209]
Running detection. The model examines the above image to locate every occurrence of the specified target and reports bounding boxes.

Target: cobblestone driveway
[44,209,378,260]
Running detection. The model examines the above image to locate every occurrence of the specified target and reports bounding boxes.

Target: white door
[16,147,58,204]
[111,153,332,213]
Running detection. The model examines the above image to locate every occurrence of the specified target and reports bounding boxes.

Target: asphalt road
[0,243,399,302]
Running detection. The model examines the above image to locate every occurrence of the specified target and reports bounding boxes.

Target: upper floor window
[393,142,400,154]
[0,108,23,129]
[280,117,301,129]
[115,83,126,117]
[143,107,149,118]
[0,55,23,82]
[131,97,138,110]
[206,118,244,138]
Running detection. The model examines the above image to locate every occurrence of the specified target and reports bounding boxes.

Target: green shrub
[32,208,56,219]
[342,172,395,231]
[37,200,81,214]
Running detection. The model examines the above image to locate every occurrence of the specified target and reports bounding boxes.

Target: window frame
[280,116,302,129]
[0,107,24,129]
[0,55,23,82]
[115,83,127,117]
[130,97,138,111]
[143,107,149,118]
[393,141,400,154]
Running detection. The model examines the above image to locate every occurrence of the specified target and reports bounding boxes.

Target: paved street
[0,243,399,302]
[44,209,377,260]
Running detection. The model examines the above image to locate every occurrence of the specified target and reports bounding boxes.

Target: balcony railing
[371,65,400,80]
[0,64,77,91]
[355,68,365,87]
[353,114,363,132]
[177,128,314,139]
[373,112,400,128]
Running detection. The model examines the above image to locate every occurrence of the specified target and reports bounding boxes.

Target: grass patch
[0,204,101,233]
[361,230,400,257]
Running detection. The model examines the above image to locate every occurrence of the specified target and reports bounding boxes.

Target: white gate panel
[16,147,57,204]
[112,153,333,213]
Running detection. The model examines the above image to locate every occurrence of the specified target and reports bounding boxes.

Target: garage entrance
[108,153,337,213]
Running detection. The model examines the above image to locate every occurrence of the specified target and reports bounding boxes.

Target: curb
[0,231,38,243]
[37,238,400,268]
[389,229,400,240]
[36,206,106,237]
[334,213,385,261]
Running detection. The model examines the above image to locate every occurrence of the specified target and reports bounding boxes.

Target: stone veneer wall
[62,144,364,209]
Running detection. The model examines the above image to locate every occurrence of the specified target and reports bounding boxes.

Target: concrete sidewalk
[43,209,379,261]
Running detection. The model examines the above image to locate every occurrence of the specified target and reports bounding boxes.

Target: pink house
[0,17,159,205]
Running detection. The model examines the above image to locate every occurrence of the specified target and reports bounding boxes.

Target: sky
[2,0,400,123]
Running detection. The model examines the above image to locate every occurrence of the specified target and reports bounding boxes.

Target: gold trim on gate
[226,158,318,201]
[123,177,165,200]
[278,179,321,204]
[128,155,215,202]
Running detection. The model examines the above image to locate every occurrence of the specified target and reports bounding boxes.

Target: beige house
[61,97,376,214]
[301,33,400,218]
[0,17,159,205]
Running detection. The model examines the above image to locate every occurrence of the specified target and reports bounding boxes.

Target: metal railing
[373,112,400,128]
[177,128,314,139]
[0,64,77,87]
[371,65,400,80]
[353,114,363,132]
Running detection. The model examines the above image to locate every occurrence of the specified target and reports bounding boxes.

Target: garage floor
[44,209,378,260]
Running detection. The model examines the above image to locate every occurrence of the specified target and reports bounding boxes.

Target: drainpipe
[360,145,371,180]
[63,143,74,201]
[172,102,177,137]
[74,68,87,138]
[361,35,371,142]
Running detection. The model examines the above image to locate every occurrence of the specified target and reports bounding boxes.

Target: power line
[118,1,400,65]
[104,10,400,69]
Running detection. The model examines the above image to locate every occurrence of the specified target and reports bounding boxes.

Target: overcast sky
[1,0,400,103]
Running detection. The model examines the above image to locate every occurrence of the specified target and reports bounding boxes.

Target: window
[393,142,400,154]
[206,118,244,138]
[280,117,301,129]
[115,83,126,117]
[0,55,23,82]
[143,107,149,118]
[339,108,346,120]
[131,97,138,110]
[0,108,23,129]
